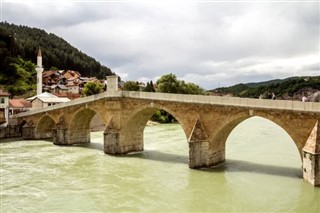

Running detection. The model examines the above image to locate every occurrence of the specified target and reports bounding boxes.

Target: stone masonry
[13,75,320,186]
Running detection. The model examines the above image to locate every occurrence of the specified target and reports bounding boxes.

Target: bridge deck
[15,91,320,117]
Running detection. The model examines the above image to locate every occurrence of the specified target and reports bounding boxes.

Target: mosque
[26,48,70,110]
[0,48,70,128]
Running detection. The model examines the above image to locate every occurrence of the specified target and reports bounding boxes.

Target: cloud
[2,1,319,89]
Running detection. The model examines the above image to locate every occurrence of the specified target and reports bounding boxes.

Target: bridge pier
[302,121,320,186]
[53,128,91,145]
[104,131,121,154]
[103,131,143,154]
[188,117,225,168]
[22,120,36,139]
[189,141,210,168]
[22,126,36,139]
[52,118,69,145]
[52,116,91,145]
[103,118,143,154]
[52,127,68,145]
[189,142,226,168]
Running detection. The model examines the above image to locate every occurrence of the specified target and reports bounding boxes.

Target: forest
[0,22,113,78]
[210,76,320,100]
[0,22,113,97]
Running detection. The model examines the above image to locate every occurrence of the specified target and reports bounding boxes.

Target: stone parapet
[14,91,320,119]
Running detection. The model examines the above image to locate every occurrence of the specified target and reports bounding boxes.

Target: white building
[26,92,70,110]
[0,90,10,127]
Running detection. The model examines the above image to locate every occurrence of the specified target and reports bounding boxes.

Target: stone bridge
[15,76,320,186]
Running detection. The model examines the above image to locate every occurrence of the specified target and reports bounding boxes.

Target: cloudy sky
[1,0,319,89]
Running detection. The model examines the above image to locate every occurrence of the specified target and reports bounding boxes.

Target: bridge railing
[15,91,320,118]
[122,91,320,112]
[14,91,123,118]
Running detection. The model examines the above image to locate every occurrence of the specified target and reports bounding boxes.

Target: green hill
[209,76,320,100]
[0,22,114,97]
[0,22,113,79]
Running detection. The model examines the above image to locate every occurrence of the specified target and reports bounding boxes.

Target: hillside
[0,22,113,79]
[209,76,320,101]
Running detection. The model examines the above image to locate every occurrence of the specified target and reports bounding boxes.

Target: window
[0,98,4,104]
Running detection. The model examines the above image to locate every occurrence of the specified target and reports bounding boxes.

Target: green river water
[1,117,319,212]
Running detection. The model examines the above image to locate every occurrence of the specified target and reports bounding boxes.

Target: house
[67,76,81,84]
[42,70,61,86]
[26,92,70,110]
[62,70,81,80]
[30,96,70,110]
[0,90,10,127]
[65,82,80,94]
[9,99,32,115]
[50,84,68,94]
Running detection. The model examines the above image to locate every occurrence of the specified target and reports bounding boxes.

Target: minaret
[35,47,44,95]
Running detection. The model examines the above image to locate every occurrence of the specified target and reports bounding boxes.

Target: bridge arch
[121,103,191,151]
[68,108,98,144]
[253,111,306,155]
[210,111,303,162]
[35,115,56,139]
[19,119,27,137]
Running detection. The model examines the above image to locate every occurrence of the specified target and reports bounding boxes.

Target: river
[1,116,319,212]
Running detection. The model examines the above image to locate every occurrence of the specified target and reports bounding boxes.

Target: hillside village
[42,69,100,99]
[0,48,124,129]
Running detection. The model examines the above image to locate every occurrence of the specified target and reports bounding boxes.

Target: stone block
[52,128,69,145]
[22,126,36,139]
[303,152,320,186]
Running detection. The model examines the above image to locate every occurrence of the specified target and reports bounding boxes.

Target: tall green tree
[157,73,205,95]
[144,80,156,92]
[156,73,180,93]
[153,73,206,123]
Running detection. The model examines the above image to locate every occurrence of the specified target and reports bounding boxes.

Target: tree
[156,73,180,93]
[179,81,206,95]
[1,57,36,97]
[156,73,205,95]
[144,80,155,92]
[151,110,177,123]
[153,73,206,123]
[81,81,103,97]
[123,81,140,91]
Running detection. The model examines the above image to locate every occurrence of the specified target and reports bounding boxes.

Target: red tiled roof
[0,91,10,96]
[67,76,79,81]
[53,93,68,97]
[53,93,80,100]
[9,99,32,108]
[43,70,59,77]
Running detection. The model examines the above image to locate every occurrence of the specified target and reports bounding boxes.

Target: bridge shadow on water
[201,159,302,179]
[72,142,302,179]
[122,152,302,179]
[122,150,189,164]
[73,142,104,150]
